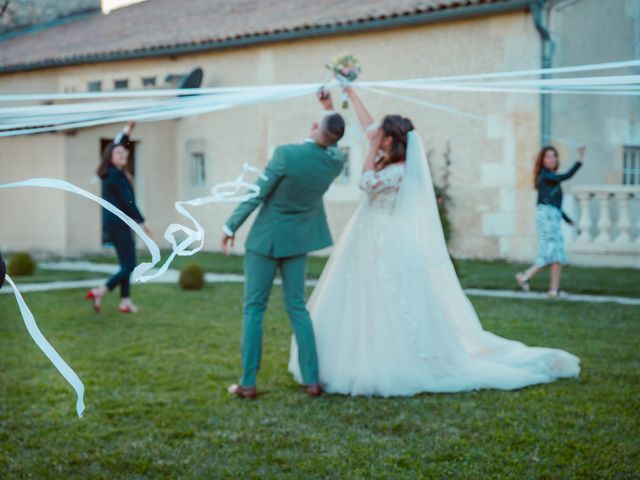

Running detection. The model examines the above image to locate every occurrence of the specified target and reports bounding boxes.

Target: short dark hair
[321,113,345,145]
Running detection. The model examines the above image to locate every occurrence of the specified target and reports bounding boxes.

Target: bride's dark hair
[377,115,414,171]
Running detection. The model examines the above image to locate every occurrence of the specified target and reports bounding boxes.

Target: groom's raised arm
[223,146,286,236]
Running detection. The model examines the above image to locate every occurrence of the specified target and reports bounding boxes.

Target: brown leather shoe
[227,384,257,399]
[303,384,323,397]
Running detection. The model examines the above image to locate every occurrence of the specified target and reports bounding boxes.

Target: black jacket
[536,161,582,210]
[101,132,143,232]
[102,166,144,231]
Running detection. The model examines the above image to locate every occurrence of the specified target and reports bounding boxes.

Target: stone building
[0,0,638,267]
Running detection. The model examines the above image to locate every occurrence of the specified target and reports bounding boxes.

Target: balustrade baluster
[575,192,592,243]
[594,192,613,243]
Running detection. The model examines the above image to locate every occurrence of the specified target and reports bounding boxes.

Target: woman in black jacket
[516,145,585,297]
[87,121,152,313]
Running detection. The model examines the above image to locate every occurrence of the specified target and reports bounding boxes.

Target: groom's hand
[317,89,334,111]
[220,232,235,256]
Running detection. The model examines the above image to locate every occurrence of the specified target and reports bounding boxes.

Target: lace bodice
[359,163,405,213]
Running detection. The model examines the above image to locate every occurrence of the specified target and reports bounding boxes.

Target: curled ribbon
[137,163,267,282]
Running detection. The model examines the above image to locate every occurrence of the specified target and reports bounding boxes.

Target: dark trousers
[106,227,136,298]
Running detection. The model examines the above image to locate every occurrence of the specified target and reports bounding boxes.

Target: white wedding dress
[289,131,580,396]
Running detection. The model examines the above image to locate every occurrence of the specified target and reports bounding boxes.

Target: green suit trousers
[240,250,319,387]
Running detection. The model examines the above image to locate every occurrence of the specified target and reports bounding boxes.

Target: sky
[101,0,148,14]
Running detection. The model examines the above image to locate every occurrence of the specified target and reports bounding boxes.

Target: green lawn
[81,251,640,297]
[10,269,105,284]
[1,284,638,478]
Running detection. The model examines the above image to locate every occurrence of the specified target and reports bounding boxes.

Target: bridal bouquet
[326,53,361,108]
[327,53,361,82]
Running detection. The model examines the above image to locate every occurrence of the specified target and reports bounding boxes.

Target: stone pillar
[594,192,613,243]
[614,192,633,244]
[575,191,592,243]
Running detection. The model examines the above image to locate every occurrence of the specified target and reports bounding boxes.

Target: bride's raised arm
[344,87,375,133]
[343,87,381,173]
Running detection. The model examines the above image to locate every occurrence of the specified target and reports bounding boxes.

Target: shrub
[433,184,452,243]
[8,252,36,276]
[179,263,205,290]
[433,184,459,275]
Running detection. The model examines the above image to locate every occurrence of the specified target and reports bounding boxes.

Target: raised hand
[369,126,384,150]
[125,120,137,135]
[317,88,334,111]
[577,146,586,162]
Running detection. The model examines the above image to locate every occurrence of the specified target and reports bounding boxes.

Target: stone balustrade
[565,185,640,267]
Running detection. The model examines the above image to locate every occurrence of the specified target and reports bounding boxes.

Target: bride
[289,88,580,396]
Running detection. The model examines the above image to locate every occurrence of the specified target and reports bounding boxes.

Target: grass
[82,251,640,298]
[9,268,104,284]
[0,283,638,478]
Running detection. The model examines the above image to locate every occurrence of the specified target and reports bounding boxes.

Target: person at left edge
[86,121,153,313]
[0,251,6,289]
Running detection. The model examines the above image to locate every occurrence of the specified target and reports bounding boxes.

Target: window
[190,152,206,187]
[114,79,129,90]
[623,146,640,185]
[165,74,184,87]
[142,76,156,87]
[335,146,351,184]
[87,81,102,92]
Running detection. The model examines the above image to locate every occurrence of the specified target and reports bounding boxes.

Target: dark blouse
[536,161,582,210]
[102,166,144,229]
[101,133,144,230]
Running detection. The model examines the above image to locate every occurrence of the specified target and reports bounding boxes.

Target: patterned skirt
[535,204,566,267]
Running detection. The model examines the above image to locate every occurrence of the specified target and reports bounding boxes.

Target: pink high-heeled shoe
[85,289,102,313]
[118,302,139,314]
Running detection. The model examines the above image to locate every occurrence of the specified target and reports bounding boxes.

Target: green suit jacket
[225,141,345,258]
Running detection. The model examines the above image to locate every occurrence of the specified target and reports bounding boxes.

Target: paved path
[1,261,638,307]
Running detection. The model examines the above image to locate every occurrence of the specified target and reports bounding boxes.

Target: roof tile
[0,0,524,72]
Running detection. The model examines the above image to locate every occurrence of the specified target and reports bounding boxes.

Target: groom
[221,92,345,399]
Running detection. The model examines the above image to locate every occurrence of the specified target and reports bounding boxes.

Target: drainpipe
[532,0,555,147]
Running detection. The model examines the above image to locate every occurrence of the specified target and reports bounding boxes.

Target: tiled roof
[0,0,529,72]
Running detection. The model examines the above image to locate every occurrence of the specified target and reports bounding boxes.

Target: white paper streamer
[4,274,86,417]
[0,178,161,280]
[2,58,639,103]
[1,59,639,136]
[0,85,319,137]
[136,163,267,282]
[359,85,486,122]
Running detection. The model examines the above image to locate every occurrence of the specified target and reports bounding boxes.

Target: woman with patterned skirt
[516,145,585,297]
